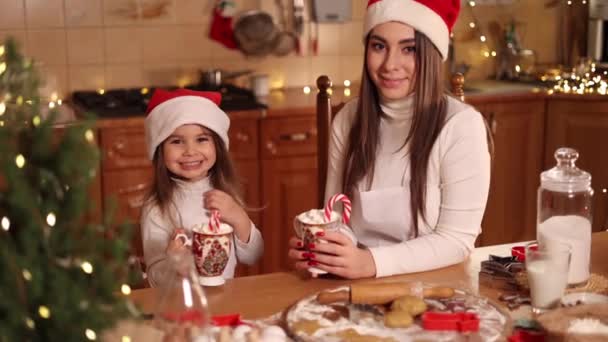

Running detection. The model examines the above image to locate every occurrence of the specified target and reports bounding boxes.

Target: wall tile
[68,65,105,91]
[340,55,364,83]
[64,0,103,27]
[316,23,340,56]
[141,62,180,86]
[104,27,141,64]
[0,0,26,29]
[103,0,139,26]
[339,21,363,56]
[310,56,341,85]
[25,0,64,28]
[27,30,67,65]
[38,65,68,98]
[352,0,365,20]
[140,27,179,63]
[137,0,176,26]
[210,40,247,60]
[105,65,144,89]
[175,0,211,25]
[175,25,213,61]
[66,28,104,64]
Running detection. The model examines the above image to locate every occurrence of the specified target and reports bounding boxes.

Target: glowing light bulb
[25,318,35,329]
[46,213,56,227]
[1,216,9,231]
[97,89,105,95]
[121,284,132,295]
[469,22,476,28]
[343,80,351,87]
[15,154,25,168]
[122,337,132,342]
[81,261,93,274]
[38,306,51,319]
[344,88,351,97]
[480,35,486,42]
[22,269,32,281]
[491,51,497,57]
[469,1,476,6]
[0,45,4,56]
[48,101,56,109]
[85,329,96,340]
[0,102,5,115]
[0,62,6,75]
[33,116,41,126]
[85,129,95,143]
[303,86,311,94]
[51,92,58,101]
[140,88,149,95]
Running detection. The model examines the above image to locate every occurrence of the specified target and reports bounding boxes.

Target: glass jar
[537,147,594,286]
[154,250,212,341]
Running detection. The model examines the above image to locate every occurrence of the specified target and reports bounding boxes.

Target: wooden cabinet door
[545,99,608,232]
[233,158,263,277]
[475,99,546,246]
[260,156,318,273]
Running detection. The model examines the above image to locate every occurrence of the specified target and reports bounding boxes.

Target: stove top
[71,84,267,118]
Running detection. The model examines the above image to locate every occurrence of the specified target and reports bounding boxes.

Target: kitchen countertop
[62,80,608,129]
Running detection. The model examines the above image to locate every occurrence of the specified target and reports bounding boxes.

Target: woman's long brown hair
[144,130,243,228]
[342,31,447,238]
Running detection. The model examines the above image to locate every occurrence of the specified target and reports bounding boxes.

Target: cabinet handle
[265,141,277,154]
[118,182,150,195]
[279,132,310,141]
[235,132,250,142]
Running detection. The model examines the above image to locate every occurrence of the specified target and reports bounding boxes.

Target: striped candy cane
[324,193,352,224]
[209,210,221,233]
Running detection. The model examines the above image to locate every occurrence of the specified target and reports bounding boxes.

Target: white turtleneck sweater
[141,177,263,287]
[325,95,491,277]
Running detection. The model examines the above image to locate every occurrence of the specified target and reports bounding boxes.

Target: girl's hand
[166,228,189,254]
[203,190,251,242]
[303,231,376,279]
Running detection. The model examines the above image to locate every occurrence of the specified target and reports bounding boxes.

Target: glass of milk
[526,241,571,314]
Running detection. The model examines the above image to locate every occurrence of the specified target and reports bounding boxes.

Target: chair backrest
[315,73,469,207]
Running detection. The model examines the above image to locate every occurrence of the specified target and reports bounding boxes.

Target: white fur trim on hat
[144,96,230,160]
[364,0,449,60]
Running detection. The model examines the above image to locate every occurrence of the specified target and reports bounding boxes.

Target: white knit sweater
[141,177,263,287]
[325,94,491,277]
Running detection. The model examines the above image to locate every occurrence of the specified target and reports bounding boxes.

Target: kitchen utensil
[199,69,253,88]
[273,0,297,56]
[233,10,279,57]
[421,312,480,332]
[293,0,304,54]
[316,283,455,305]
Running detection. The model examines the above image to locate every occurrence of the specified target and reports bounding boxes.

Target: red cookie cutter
[212,313,246,327]
[421,312,480,332]
[511,244,538,262]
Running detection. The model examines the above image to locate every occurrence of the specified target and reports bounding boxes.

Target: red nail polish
[301,252,309,259]
[308,243,315,249]
[308,260,318,266]
[308,253,316,259]
[296,241,303,248]
[315,231,325,237]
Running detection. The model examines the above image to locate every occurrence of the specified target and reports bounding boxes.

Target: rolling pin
[317,283,455,305]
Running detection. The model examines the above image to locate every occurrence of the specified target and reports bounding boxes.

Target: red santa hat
[144,88,229,160]
[364,0,460,60]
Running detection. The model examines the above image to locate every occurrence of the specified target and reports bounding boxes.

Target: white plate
[561,292,608,306]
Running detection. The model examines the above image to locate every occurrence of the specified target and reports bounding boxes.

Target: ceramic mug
[176,223,233,286]
[293,209,356,275]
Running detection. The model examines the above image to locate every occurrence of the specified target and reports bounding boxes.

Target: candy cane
[324,193,352,224]
[209,210,221,233]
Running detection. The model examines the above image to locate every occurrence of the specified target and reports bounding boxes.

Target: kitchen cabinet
[259,116,319,273]
[469,97,546,246]
[545,97,608,232]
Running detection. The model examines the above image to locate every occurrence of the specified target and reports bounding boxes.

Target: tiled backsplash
[0,0,560,98]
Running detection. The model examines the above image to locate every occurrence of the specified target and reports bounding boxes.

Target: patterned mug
[177,223,233,286]
[293,209,356,275]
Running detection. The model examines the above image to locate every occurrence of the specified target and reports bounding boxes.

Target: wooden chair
[315,73,469,208]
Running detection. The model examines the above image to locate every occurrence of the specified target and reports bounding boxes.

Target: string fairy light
[465,2,497,59]
[46,212,56,227]
[121,284,131,295]
[1,216,9,231]
[38,306,51,319]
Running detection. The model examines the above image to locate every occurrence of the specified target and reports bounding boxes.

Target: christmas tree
[0,38,140,341]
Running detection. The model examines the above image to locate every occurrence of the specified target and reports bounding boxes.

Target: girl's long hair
[342,31,447,238]
[143,130,244,228]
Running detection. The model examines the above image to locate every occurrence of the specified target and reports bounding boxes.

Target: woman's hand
[288,231,377,279]
[203,190,251,242]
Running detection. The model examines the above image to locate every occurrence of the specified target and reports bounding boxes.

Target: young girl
[141,88,263,287]
[288,0,491,279]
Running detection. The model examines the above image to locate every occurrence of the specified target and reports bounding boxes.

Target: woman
[288,0,491,279]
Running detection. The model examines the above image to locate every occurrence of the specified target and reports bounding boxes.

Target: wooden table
[128,232,608,319]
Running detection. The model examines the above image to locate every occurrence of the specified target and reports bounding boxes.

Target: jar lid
[540,147,591,192]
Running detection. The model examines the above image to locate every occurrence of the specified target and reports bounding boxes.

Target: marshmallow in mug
[297,209,341,225]
[192,222,233,235]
